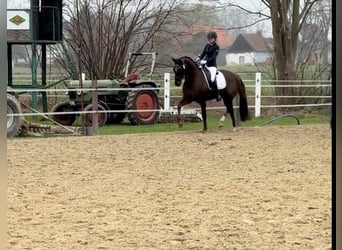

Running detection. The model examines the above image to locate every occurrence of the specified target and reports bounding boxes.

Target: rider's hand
[200,60,207,65]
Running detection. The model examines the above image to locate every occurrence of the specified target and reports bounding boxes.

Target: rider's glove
[200,60,207,65]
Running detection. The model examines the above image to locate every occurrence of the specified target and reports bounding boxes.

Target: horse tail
[237,76,250,121]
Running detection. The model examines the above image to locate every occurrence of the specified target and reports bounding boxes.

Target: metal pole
[41,43,48,113]
[31,42,38,122]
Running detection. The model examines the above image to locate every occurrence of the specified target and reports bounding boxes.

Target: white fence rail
[7,72,332,118]
[251,72,331,117]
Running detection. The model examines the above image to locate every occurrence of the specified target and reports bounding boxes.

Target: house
[166,25,237,67]
[226,32,272,65]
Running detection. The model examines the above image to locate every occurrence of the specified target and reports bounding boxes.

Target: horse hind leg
[218,112,227,128]
[223,98,237,131]
[229,106,237,132]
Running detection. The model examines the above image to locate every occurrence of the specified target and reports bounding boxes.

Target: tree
[61,0,182,80]
[262,0,323,104]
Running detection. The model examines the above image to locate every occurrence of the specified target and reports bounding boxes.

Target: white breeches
[207,67,217,82]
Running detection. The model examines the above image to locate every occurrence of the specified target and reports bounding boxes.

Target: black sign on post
[31,0,63,42]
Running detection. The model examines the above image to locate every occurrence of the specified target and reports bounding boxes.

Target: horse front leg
[177,103,183,128]
[177,98,191,128]
[200,102,207,131]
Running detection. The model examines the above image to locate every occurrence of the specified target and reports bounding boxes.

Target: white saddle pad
[216,71,226,90]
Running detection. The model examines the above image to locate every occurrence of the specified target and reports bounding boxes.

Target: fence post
[255,72,261,117]
[164,73,170,110]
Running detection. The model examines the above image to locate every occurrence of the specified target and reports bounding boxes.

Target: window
[239,56,245,65]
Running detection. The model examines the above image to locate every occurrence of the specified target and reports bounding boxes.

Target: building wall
[225,52,255,65]
[225,52,272,65]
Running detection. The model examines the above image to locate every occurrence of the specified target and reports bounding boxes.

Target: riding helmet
[207,31,217,39]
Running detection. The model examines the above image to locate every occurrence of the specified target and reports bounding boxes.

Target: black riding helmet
[207,31,217,40]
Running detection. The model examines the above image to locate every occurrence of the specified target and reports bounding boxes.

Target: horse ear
[172,57,176,63]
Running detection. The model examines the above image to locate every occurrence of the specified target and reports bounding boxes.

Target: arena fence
[7,72,332,119]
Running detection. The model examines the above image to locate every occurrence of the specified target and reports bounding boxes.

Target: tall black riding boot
[212,81,221,102]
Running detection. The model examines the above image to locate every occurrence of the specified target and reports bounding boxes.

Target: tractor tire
[7,94,23,137]
[51,102,76,126]
[126,84,160,125]
[83,103,108,127]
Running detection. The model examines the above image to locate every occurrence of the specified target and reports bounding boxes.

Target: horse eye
[173,67,180,74]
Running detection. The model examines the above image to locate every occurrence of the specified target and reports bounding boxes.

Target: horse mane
[178,56,199,71]
[179,56,196,65]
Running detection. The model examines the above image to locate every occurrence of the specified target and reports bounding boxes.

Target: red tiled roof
[183,25,234,48]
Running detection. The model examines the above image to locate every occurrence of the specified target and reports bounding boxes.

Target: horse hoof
[218,123,224,128]
[232,127,237,132]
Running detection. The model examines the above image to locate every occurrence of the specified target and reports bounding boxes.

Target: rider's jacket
[199,42,219,67]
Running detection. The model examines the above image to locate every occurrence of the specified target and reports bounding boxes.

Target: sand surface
[7,124,332,249]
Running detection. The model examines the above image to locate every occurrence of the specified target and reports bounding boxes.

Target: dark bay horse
[172,56,250,131]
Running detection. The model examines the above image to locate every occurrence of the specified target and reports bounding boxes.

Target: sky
[7,0,272,36]
[7,0,265,10]
[6,0,331,39]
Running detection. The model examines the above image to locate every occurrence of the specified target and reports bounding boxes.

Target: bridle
[173,63,184,78]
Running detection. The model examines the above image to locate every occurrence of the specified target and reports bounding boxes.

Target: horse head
[172,57,185,86]
[172,56,199,86]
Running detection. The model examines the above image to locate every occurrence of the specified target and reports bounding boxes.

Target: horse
[172,56,250,131]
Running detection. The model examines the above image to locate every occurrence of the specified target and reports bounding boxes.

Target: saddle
[201,67,218,90]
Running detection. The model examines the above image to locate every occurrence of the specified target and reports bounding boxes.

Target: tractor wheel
[83,103,108,127]
[126,84,160,125]
[7,94,23,137]
[51,102,76,126]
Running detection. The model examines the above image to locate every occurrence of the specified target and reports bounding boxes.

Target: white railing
[252,72,331,117]
[7,72,332,118]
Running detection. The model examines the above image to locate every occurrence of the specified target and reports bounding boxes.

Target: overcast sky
[8,0,265,9]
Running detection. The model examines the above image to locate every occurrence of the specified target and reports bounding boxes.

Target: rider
[197,31,220,101]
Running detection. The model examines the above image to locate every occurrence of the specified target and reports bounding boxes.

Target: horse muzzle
[174,79,182,86]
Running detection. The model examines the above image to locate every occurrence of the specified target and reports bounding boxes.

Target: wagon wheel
[83,103,108,127]
[51,102,76,126]
[126,84,160,125]
[7,94,23,137]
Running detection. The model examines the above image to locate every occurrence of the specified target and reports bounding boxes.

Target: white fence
[7,72,332,118]
[252,72,332,117]
[163,72,331,118]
